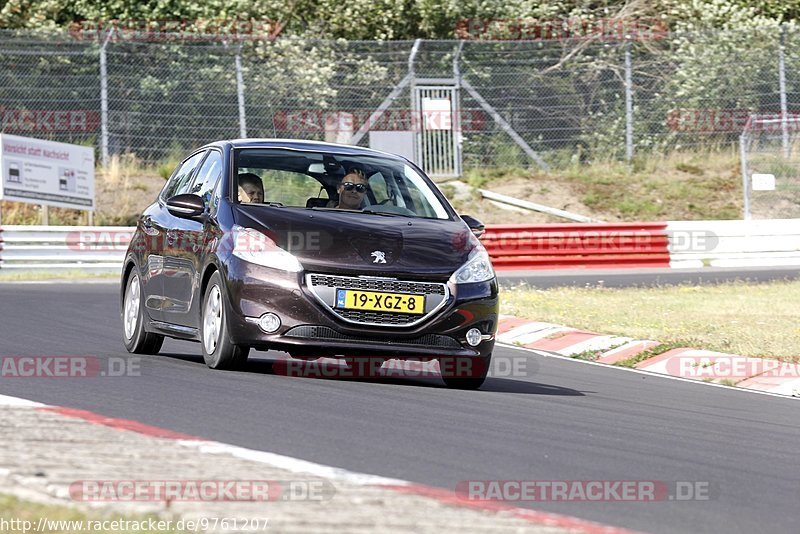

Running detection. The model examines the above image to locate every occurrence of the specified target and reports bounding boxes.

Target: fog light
[465,328,482,347]
[258,313,281,333]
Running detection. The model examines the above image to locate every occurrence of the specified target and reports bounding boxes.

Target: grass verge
[460,148,743,222]
[500,280,800,362]
[0,494,191,533]
[0,270,119,282]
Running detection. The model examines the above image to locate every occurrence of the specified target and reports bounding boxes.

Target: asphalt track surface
[1,282,799,534]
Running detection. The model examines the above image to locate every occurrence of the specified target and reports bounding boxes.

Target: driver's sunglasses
[342,182,369,193]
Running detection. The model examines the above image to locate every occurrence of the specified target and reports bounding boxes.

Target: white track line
[0,394,44,407]
[498,342,800,401]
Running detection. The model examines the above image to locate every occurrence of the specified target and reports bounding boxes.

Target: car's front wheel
[201,271,250,369]
[122,272,164,354]
[439,354,491,390]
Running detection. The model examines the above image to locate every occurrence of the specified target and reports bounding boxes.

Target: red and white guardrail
[0,220,799,271]
[482,222,670,269]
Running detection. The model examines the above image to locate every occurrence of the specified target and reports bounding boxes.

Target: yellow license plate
[335,289,425,315]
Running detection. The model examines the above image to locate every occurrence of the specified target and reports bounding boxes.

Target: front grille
[337,310,418,325]
[306,273,449,327]
[309,274,445,295]
[283,325,461,348]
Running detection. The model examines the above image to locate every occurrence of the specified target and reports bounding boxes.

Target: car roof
[203,138,409,162]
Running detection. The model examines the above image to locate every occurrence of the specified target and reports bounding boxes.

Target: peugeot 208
[121,140,498,389]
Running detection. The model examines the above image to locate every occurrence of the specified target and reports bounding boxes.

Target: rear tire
[201,271,250,370]
[440,354,491,390]
[122,272,164,354]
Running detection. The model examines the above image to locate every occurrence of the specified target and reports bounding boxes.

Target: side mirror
[167,194,205,219]
[460,214,485,238]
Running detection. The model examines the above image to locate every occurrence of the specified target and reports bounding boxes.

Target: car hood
[234,206,476,279]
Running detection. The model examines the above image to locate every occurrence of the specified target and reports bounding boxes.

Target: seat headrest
[306,197,330,208]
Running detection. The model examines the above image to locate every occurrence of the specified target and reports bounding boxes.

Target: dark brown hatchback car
[121,140,498,388]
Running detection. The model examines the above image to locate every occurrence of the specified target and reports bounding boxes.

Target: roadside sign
[751,172,776,191]
[0,133,95,210]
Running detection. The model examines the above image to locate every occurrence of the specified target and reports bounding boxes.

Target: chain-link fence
[740,114,800,219]
[2,26,800,177]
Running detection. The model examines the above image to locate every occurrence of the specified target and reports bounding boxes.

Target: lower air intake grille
[283,326,461,348]
[336,310,418,325]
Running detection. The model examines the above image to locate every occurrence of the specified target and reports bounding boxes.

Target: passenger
[237,173,264,204]
[333,169,369,210]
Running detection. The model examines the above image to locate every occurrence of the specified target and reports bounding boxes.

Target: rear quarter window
[238,168,327,206]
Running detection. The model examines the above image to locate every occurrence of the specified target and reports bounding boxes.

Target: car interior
[233,149,448,219]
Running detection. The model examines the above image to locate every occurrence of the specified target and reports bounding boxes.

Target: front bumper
[221,257,499,359]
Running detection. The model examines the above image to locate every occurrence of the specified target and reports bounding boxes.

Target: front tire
[201,271,250,369]
[122,272,164,354]
[440,354,491,390]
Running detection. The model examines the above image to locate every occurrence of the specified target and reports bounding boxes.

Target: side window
[189,151,223,209]
[369,172,407,208]
[161,151,206,200]
[252,169,324,206]
[368,173,389,204]
[406,186,434,217]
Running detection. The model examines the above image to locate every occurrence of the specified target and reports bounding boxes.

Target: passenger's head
[336,169,369,210]
[237,173,264,204]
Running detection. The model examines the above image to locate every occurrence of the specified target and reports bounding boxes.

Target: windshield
[233,148,452,220]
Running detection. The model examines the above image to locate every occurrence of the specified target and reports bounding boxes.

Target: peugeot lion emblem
[371,250,387,264]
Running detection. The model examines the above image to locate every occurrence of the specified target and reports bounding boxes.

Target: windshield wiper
[309,206,405,217]
[360,209,404,217]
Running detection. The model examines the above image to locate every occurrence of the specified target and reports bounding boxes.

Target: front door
[162,149,224,328]
[150,150,207,324]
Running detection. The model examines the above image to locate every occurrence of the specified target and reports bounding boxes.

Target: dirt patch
[95,172,165,225]
[440,177,615,224]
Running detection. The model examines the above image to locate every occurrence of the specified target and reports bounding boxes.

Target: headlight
[230,225,303,272]
[449,243,495,284]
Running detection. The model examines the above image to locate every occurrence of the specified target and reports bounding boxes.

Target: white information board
[0,133,95,210]
[751,173,776,191]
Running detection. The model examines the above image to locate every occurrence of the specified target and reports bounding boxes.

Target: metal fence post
[740,132,751,220]
[624,40,634,161]
[235,43,247,138]
[779,23,789,158]
[100,29,113,168]
[452,41,464,178]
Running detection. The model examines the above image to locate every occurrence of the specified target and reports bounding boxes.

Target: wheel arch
[200,261,220,302]
[120,258,138,311]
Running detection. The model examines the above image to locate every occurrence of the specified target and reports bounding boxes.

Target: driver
[333,169,369,210]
